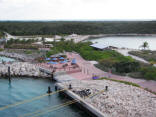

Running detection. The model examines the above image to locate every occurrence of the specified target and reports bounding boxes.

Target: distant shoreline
[87,33,156,39]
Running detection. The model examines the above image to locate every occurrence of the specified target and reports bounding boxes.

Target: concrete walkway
[114,49,149,64]
[66,52,156,92]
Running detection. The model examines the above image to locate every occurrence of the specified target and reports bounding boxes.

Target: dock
[56,83,106,117]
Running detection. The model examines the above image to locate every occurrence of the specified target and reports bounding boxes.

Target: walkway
[114,49,149,64]
[66,52,156,92]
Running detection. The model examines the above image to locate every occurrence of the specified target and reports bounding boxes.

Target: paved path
[66,52,156,92]
[114,49,149,64]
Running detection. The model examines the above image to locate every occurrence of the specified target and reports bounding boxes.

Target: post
[105,86,108,91]
[8,66,11,83]
[51,73,53,80]
[69,84,72,89]
[47,86,52,94]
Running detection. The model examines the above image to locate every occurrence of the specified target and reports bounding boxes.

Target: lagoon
[89,36,156,50]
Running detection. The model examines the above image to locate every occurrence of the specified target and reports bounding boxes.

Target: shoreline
[56,79,156,117]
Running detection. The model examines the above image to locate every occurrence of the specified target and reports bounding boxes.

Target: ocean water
[89,36,156,50]
[0,78,91,117]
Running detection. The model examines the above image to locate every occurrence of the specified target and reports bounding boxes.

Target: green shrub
[25,50,32,54]
[0,48,4,51]
[114,61,140,73]
[140,66,156,80]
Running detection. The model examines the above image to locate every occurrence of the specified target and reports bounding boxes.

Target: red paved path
[66,52,156,92]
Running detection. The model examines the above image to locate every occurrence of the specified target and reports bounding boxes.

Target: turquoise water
[0,78,91,117]
[0,56,15,63]
[89,36,156,50]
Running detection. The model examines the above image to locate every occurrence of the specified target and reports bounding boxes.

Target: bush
[114,61,140,73]
[0,48,4,51]
[140,66,156,80]
[25,50,32,54]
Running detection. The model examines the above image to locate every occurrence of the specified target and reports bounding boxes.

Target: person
[108,69,111,78]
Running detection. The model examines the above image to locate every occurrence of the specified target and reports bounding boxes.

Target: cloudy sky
[0,0,156,20]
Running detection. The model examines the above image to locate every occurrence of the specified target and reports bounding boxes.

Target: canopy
[52,62,58,64]
[47,61,58,64]
[59,57,64,60]
[60,60,67,64]
[52,58,57,60]
[47,61,53,64]
[45,58,51,61]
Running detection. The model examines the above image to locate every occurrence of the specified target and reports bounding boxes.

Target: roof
[32,42,43,45]
[90,43,109,49]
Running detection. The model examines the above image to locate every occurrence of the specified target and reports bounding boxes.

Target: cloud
[0,0,156,20]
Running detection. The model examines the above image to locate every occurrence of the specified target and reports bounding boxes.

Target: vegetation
[6,38,37,45]
[0,48,4,51]
[140,66,156,80]
[25,50,33,54]
[139,41,149,50]
[0,31,4,38]
[129,50,156,63]
[4,39,38,50]
[47,40,132,61]
[47,40,156,80]
[0,21,156,35]
[97,77,140,87]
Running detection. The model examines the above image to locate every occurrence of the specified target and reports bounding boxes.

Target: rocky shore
[0,51,34,62]
[0,62,49,78]
[60,80,156,117]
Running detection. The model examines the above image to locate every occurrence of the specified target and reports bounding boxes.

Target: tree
[41,37,45,44]
[140,41,149,50]
[0,32,4,38]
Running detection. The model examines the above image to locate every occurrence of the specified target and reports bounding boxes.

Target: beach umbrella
[60,60,67,64]
[59,57,64,60]
[45,58,51,61]
[52,58,57,60]
[52,62,58,64]
[47,61,53,64]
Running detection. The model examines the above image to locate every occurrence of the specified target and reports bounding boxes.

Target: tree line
[0,21,156,35]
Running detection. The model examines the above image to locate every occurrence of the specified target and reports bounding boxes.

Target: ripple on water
[0,78,91,117]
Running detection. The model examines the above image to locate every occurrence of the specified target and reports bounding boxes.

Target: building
[32,42,43,48]
[44,44,53,48]
[90,43,117,50]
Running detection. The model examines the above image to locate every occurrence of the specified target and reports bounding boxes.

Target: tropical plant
[139,41,149,50]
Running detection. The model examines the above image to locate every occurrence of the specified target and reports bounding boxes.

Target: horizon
[0,19,156,22]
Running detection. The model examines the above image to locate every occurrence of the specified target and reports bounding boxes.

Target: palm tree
[41,37,44,43]
[139,41,149,50]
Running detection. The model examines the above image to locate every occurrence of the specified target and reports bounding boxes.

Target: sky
[0,0,156,21]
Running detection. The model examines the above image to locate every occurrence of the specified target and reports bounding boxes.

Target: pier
[56,83,106,117]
